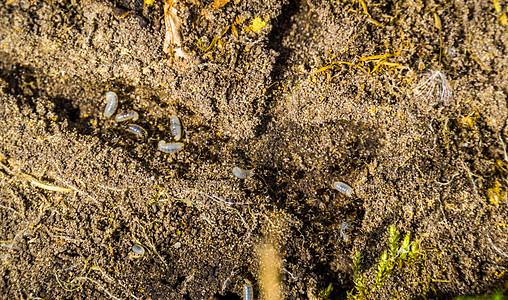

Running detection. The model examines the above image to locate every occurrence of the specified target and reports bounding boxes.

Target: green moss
[348,225,421,299]
[455,292,506,300]
[319,283,333,300]
[350,251,366,298]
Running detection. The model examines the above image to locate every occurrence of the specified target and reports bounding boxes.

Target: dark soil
[0,0,507,299]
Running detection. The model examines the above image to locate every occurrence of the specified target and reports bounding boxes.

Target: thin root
[499,135,508,162]
[460,161,479,198]
[205,193,247,205]
[487,233,508,259]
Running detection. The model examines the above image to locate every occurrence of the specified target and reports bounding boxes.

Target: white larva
[170,115,182,141]
[333,181,353,197]
[243,282,253,300]
[158,140,184,153]
[233,167,254,179]
[132,244,145,255]
[115,111,139,122]
[126,124,147,138]
[104,91,118,118]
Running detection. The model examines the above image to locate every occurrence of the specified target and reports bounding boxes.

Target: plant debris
[163,0,190,59]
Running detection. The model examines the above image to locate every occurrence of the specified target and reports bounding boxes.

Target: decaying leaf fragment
[163,0,189,59]
[212,0,229,9]
[248,17,267,33]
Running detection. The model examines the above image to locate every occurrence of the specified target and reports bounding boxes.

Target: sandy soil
[0,0,507,299]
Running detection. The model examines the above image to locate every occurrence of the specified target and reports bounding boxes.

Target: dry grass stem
[22,173,73,192]
[259,240,282,300]
[0,159,72,193]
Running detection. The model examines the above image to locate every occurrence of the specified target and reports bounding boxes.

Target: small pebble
[173,242,182,249]
[132,244,145,255]
[126,124,147,138]
[233,167,254,179]
[115,111,139,122]
[104,91,118,118]
[158,140,184,153]
[333,181,353,197]
[170,115,182,141]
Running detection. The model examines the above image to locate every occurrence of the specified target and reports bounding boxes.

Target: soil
[0,0,507,299]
